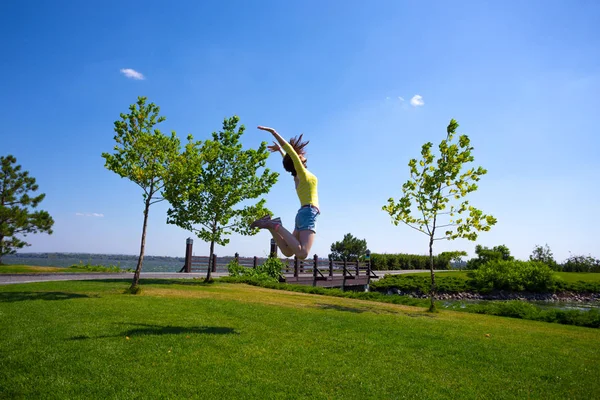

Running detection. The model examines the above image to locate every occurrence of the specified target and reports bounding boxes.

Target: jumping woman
[251,126,319,260]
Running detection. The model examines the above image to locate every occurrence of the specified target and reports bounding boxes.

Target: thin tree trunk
[429,235,436,312]
[132,197,151,289]
[205,219,218,282]
[206,239,215,282]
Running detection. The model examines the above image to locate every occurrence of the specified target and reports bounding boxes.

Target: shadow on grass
[316,303,366,313]
[0,291,95,303]
[69,322,238,340]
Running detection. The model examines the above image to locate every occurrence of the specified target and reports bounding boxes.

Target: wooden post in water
[184,238,193,273]
[253,256,258,268]
[235,252,239,264]
[270,239,277,258]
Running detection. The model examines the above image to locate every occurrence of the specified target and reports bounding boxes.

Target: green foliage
[468,260,558,292]
[165,116,278,279]
[561,253,600,273]
[372,271,600,294]
[329,233,368,261]
[0,155,54,263]
[529,243,558,270]
[101,97,195,286]
[446,301,600,329]
[68,263,133,273]
[382,119,496,309]
[382,119,496,242]
[466,244,513,270]
[226,257,284,283]
[370,253,452,270]
[371,274,471,294]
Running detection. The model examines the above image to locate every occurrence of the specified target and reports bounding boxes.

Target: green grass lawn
[1,279,599,399]
[0,264,128,274]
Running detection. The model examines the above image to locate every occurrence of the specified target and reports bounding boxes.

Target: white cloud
[410,95,424,107]
[120,68,145,80]
[76,212,104,217]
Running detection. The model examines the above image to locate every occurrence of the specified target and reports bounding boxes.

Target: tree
[0,155,54,263]
[102,96,196,291]
[529,243,558,270]
[165,116,278,282]
[382,119,497,311]
[329,233,368,261]
[466,244,513,270]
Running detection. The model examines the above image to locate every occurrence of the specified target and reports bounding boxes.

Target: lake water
[2,255,186,272]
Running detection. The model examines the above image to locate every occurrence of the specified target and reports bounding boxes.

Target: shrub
[69,263,132,273]
[370,253,450,271]
[468,260,559,292]
[465,244,513,270]
[226,257,284,283]
[370,274,471,294]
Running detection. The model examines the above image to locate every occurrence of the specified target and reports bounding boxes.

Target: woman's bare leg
[269,229,295,257]
[266,223,315,260]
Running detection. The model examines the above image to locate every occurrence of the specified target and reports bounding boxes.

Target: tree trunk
[428,235,436,312]
[0,235,3,265]
[206,239,215,282]
[131,197,151,289]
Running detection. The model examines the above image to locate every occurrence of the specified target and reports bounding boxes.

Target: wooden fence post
[356,260,360,276]
[294,256,299,278]
[212,254,217,272]
[312,254,318,286]
[342,259,347,290]
[184,238,193,273]
[329,257,333,277]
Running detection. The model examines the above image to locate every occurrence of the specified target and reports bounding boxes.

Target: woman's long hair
[283,134,309,176]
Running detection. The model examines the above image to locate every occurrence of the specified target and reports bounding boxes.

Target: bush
[370,274,471,294]
[466,244,513,270]
[69,263,132,273]
[446,300,600,329]
[468,260,559,293]
[370,253,450,271]
[226,257,284,283]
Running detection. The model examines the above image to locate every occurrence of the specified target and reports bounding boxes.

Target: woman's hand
[267,141,281,153]
[257,126,277,134]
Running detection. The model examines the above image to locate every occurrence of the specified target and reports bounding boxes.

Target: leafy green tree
[329,233,368,261]
[0,155,54,263]
[438,250,468,269]
[102,96,198,291]
[165,116,278,282]
[466,244,513,270]
[529,243,558,270]
[382,119,497,311]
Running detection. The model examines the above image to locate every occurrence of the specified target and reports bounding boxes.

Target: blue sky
[1,0,599,262]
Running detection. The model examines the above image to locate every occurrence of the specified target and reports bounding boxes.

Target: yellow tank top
[282,141,319,209]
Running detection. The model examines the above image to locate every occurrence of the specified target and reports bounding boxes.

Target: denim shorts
[295,205,320,233]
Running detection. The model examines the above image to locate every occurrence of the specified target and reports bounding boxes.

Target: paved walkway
[0,270,443,285]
